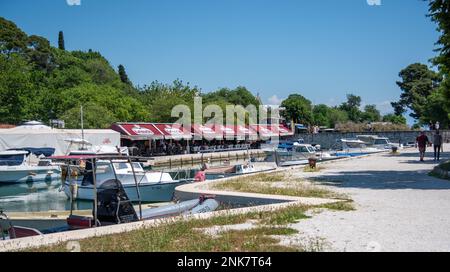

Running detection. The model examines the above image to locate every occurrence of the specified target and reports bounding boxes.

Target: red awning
[153,123,192,140]
[250,124,279,139]
[277,124,294,136]
[232,125,258,140]
[111,123,164,140]
[192,124,223,140]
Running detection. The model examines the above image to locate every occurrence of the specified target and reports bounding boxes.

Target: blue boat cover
[8,147,56,157]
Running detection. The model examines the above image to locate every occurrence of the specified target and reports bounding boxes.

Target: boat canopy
[7,147,55,157]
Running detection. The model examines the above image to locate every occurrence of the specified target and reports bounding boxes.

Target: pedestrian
[433,130,443,162]
[416,131,430,162]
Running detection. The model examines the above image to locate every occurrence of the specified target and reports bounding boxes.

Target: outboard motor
[96,179,139,225]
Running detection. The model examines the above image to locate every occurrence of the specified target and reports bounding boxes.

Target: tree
[392,63,441,120]
[339,94,362,122]
[0,17,28,54]
[312,104,331,127]
[0,54,32,123]
[58,31,65,50]
[280,94,313,125]
[361,104,381,122]
[420,88,449,128]
[118,64,131,85]
[61,102,117,129]
[382,114,407,125]
[428,0,450,120]
[328,107,349,127]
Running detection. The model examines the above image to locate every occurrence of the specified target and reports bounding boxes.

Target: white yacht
[332,139,380,157]
[356,135,402,150]
[63,160,191,202]
[0,149,60,184]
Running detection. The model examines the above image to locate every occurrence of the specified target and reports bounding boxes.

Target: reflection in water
[0,179,92,212]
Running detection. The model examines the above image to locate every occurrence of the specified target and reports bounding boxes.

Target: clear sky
[0,0,440,121]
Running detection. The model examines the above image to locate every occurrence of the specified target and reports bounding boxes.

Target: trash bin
[391,146,398,153]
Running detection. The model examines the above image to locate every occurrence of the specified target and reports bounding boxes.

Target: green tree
[58,31,65,50]
[0,17,28,54]
[392,63,441,120]
[361,104,381,122]
[328,107,349,127]
[312,104,331,127]
[339,94,362,122]
[280,94,313,125]
[428,0,450,125]
[61,102,117,129]
[0,54,32,123]
[420,88,449,128]
[118,64,131,85]
[382,114,407,125]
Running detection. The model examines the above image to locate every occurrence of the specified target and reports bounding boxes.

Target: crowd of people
[126,140,260,157]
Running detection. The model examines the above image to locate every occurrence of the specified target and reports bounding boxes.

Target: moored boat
[0,148,60,184]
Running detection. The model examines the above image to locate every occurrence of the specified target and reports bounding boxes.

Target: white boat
[0,149,60,184]
[63,160,191,202]
[332,139,381,157]
[356,135,402,150]
[277,143,328,166]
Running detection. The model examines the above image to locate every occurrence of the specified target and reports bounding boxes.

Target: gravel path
[288,144,450,252]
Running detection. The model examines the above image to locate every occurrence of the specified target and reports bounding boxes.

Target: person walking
[433,130,443,161]
[416,131,430,162]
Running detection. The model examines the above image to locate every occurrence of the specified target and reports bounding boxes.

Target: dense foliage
[0,17,261,128]
[388,1,450,129]
[428,0,450,127]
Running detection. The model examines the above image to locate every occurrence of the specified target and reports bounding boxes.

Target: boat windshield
[344,142,366,149]
[0,154,25,166]
[113,162,144,172]
[295,146,312,153]
[374,139,389,145]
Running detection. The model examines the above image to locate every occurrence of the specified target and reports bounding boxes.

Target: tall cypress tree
[58,31,65,50]
[118,64,131,84]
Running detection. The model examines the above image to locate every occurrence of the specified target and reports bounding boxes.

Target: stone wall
[288,130,450,149]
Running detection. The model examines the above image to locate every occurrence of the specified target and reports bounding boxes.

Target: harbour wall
[288,130,450,149]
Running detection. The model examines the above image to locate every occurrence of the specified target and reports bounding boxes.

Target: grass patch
[429,161,450,180]
[211,173,348,200]
[29,205,312,252]
[440,161,450,171]
[303,166,322,173]
[318,201,355,211]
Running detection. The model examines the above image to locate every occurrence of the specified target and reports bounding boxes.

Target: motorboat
[356,135,402,150]
[331,139,381,157]
[1,155,219,240]
[1,181,219,240]
[57,157,192,202]
[0,148,60,184]
[276,143,325,166]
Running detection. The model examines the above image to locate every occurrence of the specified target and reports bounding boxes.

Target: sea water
[0,179,92,212]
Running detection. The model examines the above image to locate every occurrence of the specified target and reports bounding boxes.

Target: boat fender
[61,168,68,182]
[70,182,78,199]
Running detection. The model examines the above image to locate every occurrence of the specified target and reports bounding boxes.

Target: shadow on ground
[311,150,450,191]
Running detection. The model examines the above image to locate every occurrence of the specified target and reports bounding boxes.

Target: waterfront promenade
[288,145,450,251]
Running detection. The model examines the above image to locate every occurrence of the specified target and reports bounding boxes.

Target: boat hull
[64,180,191,202]
[0,167,60,184]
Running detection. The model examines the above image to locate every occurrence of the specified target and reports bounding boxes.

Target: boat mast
[81,105,85,150]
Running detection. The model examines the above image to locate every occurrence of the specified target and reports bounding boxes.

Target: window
[0,154,25,166]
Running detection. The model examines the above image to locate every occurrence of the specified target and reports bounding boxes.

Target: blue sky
[0,0,440,122]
